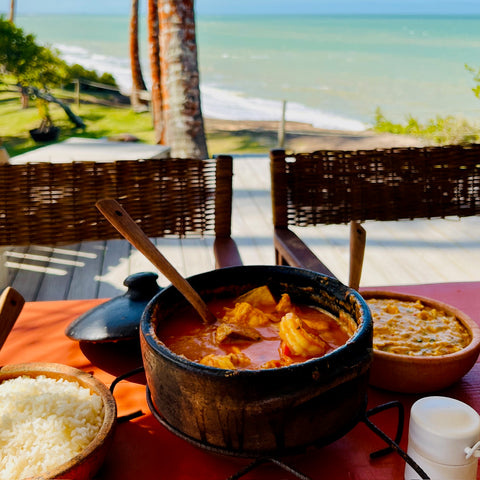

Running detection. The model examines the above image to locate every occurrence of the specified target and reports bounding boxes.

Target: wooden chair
[270,145,480,285]
[0,155,242,297]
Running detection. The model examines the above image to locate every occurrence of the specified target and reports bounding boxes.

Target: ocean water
[13,14,480,131]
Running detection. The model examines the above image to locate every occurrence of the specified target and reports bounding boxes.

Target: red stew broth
[155,293,353,370]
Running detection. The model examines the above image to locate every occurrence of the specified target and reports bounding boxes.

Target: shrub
[64,64,118,91]
[373,107,480,145]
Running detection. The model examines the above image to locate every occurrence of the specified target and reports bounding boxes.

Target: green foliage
[373,107,480,145]
[0,16,39,80]
[375,65,480,145]
[33,46,69,89]
[0,17,121,126]
[0,16,68,88]
[36,98,52,123]
[0,16,118,93]
[64,64,118,90]
[466,64,480,100]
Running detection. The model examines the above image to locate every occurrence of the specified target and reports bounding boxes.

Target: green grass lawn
[0,89,156,157]
[0,88,270,158]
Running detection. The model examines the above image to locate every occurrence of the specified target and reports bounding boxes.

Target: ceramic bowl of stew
[140,265,372,456]
[361,290,480,394]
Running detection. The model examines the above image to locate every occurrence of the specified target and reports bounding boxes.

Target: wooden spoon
[96,198,217,324]
[0,287,25,351]
[348,220,366,291]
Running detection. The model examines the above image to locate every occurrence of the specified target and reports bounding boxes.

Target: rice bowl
[0,363,116,480]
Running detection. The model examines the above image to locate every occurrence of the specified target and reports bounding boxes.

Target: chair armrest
[0,247,8,291]
[214,237,243,268]
[274,227,336,278]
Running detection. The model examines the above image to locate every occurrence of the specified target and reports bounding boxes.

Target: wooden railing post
[277,100,286,148]
[74,79,80,109]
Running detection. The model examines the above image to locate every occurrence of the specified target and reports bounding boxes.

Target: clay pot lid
[65,272,161,343]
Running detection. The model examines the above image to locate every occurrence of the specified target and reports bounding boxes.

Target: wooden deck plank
[6,246,46,301]
[96,239,131,299]
[3,246,27,288]
[357,223,419,287]
[3,155,480,301]
[179,237,216,277]
[151,237,186,288]
[231,156,275,266]
[289,224,351,281]
[414,218,480,281]
[34,244,81,301]
[66,241,106,300]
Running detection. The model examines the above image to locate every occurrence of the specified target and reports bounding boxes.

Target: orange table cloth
[1,282,480,480]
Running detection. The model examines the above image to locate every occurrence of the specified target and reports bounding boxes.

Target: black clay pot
[140,266,373,456]
[29,125,60,142]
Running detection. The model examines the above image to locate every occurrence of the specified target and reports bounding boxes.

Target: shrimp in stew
[157,286,356,370]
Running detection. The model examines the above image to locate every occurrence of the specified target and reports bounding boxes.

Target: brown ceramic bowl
[361,290,480,394]
[0,362,117,480]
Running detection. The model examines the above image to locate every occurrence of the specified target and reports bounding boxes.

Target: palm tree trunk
[148,0,164,143]
[158,0,208,158]
[9,0,15,22]
[130,0,148,111]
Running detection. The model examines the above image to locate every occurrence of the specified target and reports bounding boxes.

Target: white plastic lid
[408,396,480,466]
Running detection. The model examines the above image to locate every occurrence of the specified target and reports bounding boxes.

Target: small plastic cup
[405,396,480,480]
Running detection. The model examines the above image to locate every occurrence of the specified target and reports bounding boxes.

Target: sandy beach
[204,118,426,153]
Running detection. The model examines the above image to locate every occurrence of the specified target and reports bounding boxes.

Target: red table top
[1,281,480,480]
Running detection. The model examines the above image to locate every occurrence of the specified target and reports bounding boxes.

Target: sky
[2,0,480,16]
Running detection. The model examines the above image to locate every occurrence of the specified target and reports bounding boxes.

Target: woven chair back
[0,156,233,246]
[271,145,480,228]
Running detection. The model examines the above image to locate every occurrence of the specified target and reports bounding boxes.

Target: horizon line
[8,11,480,17]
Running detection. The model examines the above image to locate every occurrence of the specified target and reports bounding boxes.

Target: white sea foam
[55,43,367,132]
[56,44,132,94]
[201,85,366,131]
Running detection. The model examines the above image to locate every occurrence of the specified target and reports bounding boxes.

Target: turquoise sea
[13,14,480,131]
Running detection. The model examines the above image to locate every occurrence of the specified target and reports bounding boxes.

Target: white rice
[0,375,104,480]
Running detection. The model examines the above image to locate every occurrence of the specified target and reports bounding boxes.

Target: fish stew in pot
[140,266,373,455]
